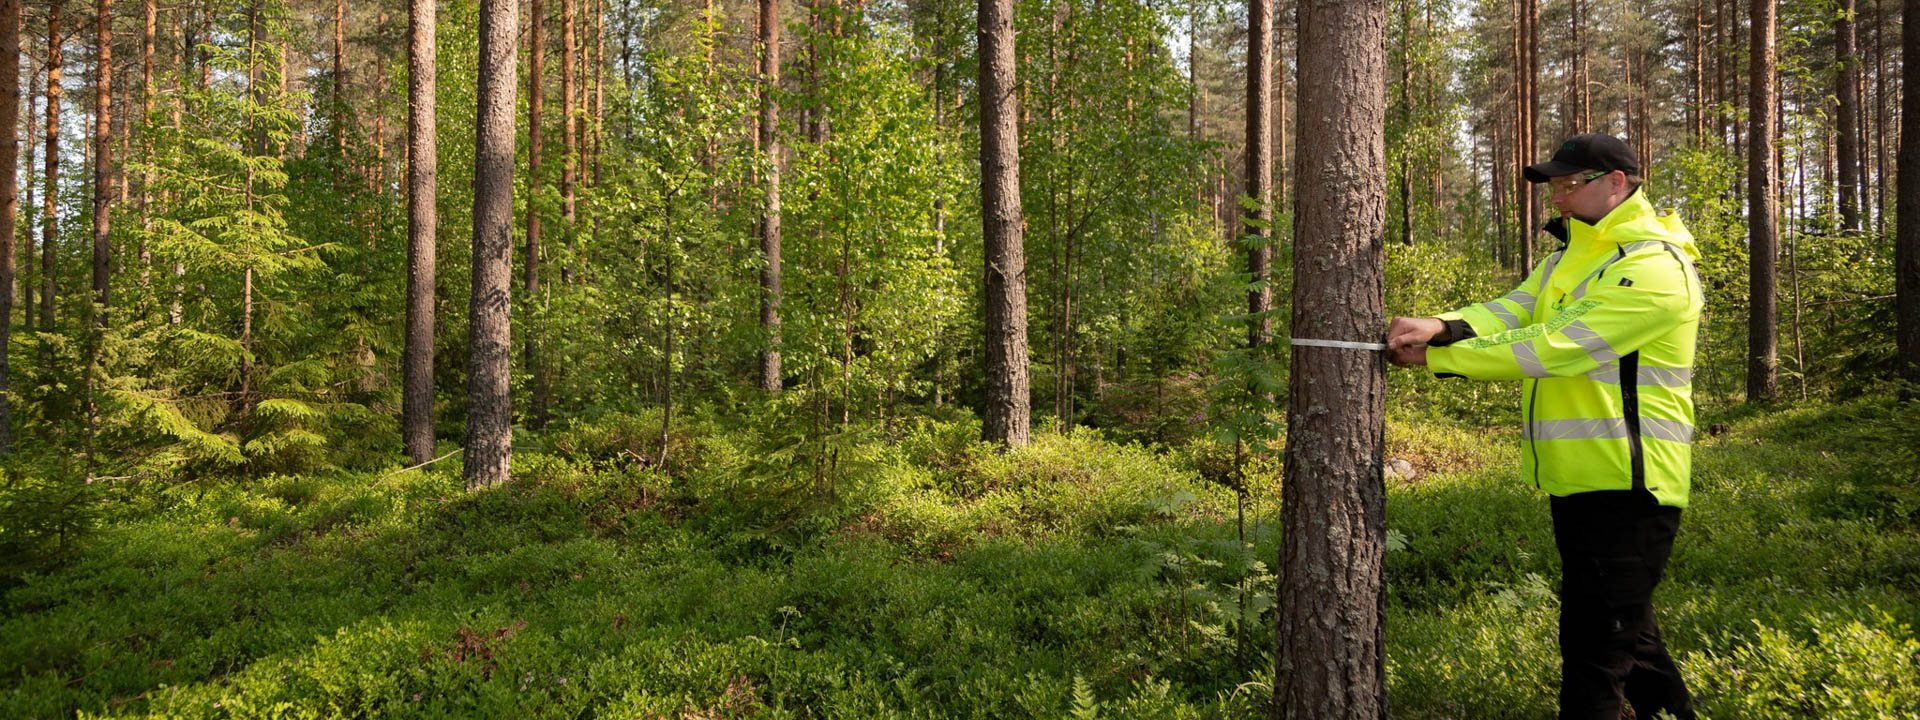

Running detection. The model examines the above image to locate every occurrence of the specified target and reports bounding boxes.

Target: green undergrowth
[3,398,1917,718]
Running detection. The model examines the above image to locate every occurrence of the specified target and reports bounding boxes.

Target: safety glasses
[1549,170,1610,196]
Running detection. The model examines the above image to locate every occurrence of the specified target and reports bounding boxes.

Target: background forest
[0,0,1917,716]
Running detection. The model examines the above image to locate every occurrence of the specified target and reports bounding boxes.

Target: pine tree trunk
[1396,0,1411,246]
[1692,0,1705,139]
[560,0,575,279]
[334,0,346,158]
[20,46,33,333]
[1276,0,1388,716]
[169,1,185,326]
[1837,0,1863,232]
[1276,1,1291,206]
[241,0,260,413]
[1747,0,1778,403]
[137,0,152,300]
[41,1,59,331]
[1897,0,1920,395]
[1492,118,1508,267]
[372,16,387,188]
[403,0,438,465]
[526,0,548,429]
[978,0,1030,447]
[93,0,112,324]
[1514,0,1536,271]
[0,0,18,451]
[1871,0,1890,235]
[592,0,604,185]
[467,0,519,489]
[1188,0,1198,138]
[758,0,783,392]
[1246,0,1273,348]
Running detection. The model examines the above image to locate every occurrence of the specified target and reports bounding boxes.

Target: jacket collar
[1565,188,1654,256]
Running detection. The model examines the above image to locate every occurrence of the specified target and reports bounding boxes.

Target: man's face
[1548,169,1624,221]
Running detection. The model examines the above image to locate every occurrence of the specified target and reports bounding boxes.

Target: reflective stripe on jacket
[1428,190,1704,508]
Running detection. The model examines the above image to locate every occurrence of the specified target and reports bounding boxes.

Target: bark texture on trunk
[93,0,112,323]
[978,0,1030,447]
[1837,0,1864,232]
[42,1,61,331]
[1245,0,1273,349]
[526,0,549,428]
[1274,0,1389,716]
[1897,0,1920,394]
[1747,0,1778,403]
[404,0,438,464]
[0,0,19,450]
[758,0,783,393]
[467,0,519,489]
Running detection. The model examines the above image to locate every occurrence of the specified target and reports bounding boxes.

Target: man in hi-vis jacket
[1387,133,1702,720]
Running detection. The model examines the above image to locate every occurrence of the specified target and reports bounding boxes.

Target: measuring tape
[1289,337,1387,352]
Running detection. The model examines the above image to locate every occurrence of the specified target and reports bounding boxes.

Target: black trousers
[1550,490,1696,720]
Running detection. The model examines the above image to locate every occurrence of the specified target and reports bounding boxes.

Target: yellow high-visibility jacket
[1429,190,1704,508]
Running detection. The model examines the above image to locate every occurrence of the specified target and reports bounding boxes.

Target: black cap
[1523,133,1641,183]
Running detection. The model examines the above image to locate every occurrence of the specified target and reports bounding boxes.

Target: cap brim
[1523,160,1589,183]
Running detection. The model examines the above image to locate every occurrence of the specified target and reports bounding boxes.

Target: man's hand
[1386,316,1445,367]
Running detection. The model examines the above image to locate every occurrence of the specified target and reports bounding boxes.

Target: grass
[1,397,1916,718]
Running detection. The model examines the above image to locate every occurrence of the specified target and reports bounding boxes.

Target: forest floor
[3,397,1917,718]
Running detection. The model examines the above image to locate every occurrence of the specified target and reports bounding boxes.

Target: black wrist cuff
[1427,319,1476,347]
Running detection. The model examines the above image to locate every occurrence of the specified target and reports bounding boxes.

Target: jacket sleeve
[1433,252,1557,339]
[1428,248,1700,381]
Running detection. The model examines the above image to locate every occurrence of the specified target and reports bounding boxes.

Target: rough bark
[239,0,260,412]
[978,0,1030,447]
[1514,0,1537,271]
[1397,0,1411,247]
[41,0,60,331]
[20,40,33,332]
[593,0,604,184]
[1747,0,1778,403]
[1275,0,1389,716]
[404,0,438,465]
[1898,0,1920,394]
[93,0,111,323]
[334,0,346,158]
[759,0,783,392]
[137,0,152,297]
[526,0,548,428]
[1837,0,1863,232]
[561,0,575,251]
[0,0,18,450]
[467,0,519,489]
[1246,0,1273,348]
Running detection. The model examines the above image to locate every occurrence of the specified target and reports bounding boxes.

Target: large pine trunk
[1898,0,1920,394]
[41,1,60,331]
[1747,0,1778,402]
[758,0,783,393]
[978,0,1030,447]
[334,0,346,158]
[467,0,519,489]
[1246,0,1273,348]
[403,0,438,465]
[1275,0,1389,716]
[561,0,576,243]
[526,0,549,429]
[92,0,111,323]
[1,0,18,450]
[1838,0,1864,232]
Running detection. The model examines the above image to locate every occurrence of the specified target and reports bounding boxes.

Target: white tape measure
[1289,337,1387,352]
